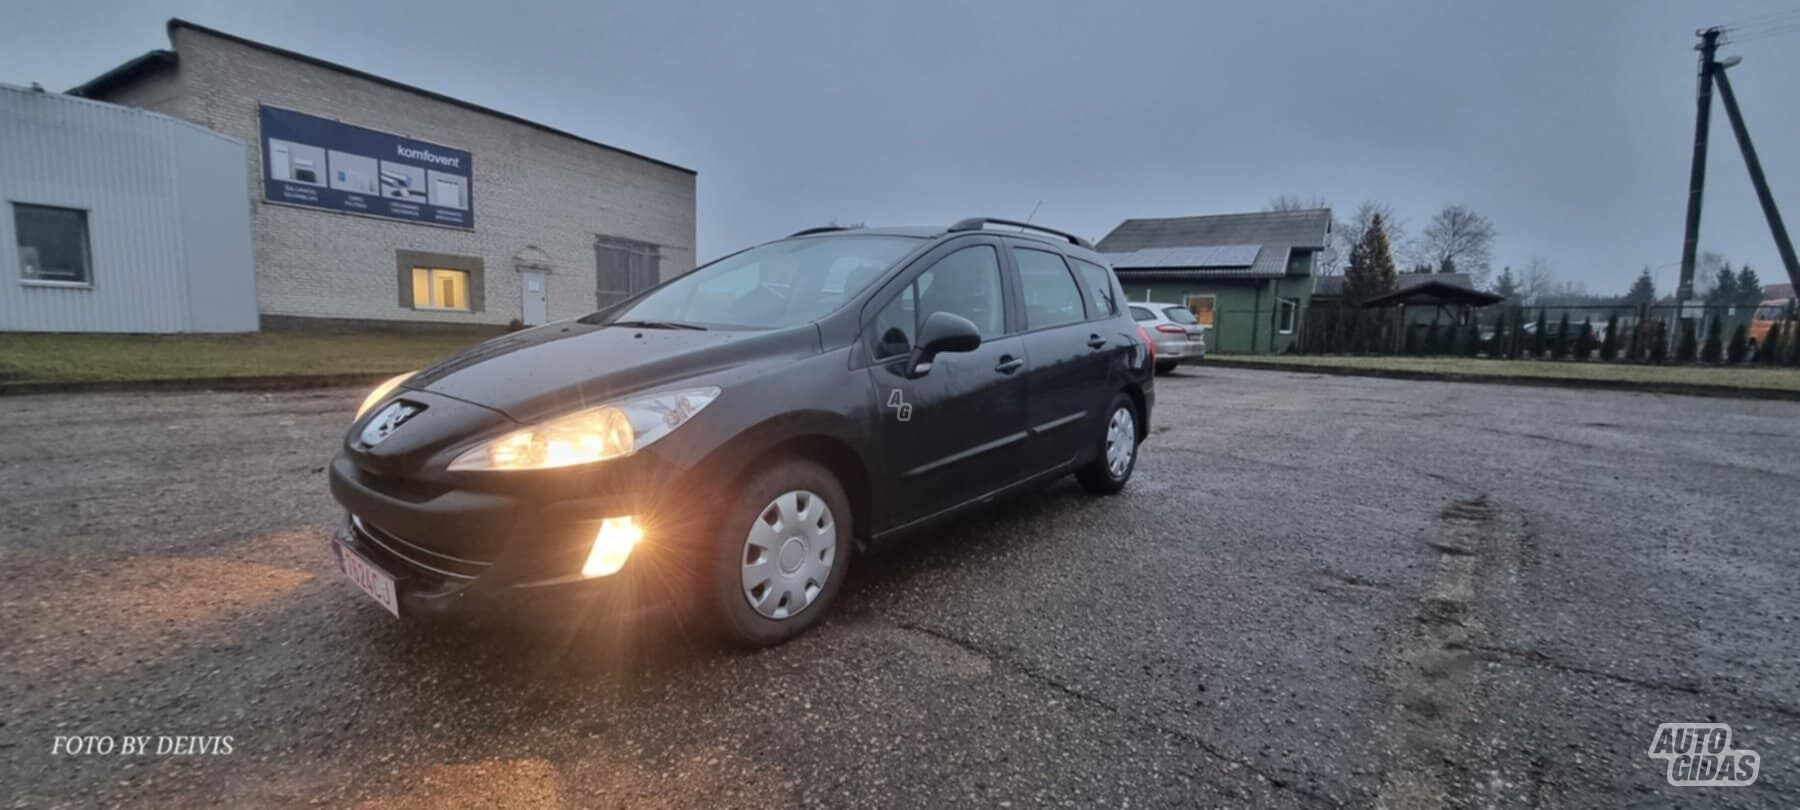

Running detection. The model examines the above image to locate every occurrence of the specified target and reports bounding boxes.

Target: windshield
[603,235,922,329]
[1163,307,1199,325]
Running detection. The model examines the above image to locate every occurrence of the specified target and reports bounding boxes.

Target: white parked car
[1129,302,1206,374]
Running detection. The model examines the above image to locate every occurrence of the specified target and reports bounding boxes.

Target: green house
[1097,209,1331,354]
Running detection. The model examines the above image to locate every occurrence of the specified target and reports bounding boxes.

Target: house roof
[1765,282,1794,301]
[1096,209,1331,279]
[68,19,695,176]
[1359,280,1506,309]
[1315,272,1475,299]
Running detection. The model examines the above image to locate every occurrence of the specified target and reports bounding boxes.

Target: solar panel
[1101,245,1261,269]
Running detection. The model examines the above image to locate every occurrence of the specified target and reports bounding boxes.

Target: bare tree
[1520,256,1556,305]
[1265,194,1330,212]
[1415,205,1497,288]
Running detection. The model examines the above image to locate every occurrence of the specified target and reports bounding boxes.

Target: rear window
[1069,258,1119,318]
[1163,307,1199,325]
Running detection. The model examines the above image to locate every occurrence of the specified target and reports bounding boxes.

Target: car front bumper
[326,450,711,618]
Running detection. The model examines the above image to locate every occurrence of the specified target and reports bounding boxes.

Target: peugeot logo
[360,401,422,447]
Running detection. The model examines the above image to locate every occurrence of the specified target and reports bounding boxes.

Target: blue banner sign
[259,105,474,229]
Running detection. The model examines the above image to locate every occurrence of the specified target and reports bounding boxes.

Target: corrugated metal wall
[0,84,256,332]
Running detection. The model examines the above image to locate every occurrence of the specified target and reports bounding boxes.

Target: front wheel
[1077,394,1140,494]
[707,458,854,647]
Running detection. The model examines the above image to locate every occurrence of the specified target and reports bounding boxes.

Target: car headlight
[357,372,416,419]
[447,387,720,472]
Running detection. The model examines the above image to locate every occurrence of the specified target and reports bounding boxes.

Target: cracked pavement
[2,366,1797,807]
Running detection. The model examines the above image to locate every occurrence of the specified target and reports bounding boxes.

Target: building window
[411,267,470,310]
[14,203,92,285]
[1278,298,1298,334]
[1184,294,1216,328]
[596,235,662,308]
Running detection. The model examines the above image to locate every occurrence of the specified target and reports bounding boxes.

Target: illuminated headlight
[356,372,415,419]
[447,387,720,472]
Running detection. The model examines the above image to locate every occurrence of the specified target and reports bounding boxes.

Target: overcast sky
[5,0,1798,294]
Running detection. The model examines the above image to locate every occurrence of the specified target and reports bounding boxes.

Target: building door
[520,270,548,325]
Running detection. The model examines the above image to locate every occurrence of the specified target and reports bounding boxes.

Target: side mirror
[910,311,982,377]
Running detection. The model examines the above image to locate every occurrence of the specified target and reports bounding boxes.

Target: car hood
[405,321,819,423]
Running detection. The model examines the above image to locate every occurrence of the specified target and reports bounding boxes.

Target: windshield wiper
[610,319,709,331]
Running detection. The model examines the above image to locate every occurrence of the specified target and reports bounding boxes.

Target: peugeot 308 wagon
[329,218,1154,646]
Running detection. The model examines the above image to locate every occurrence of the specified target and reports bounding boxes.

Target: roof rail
[789,225,854,238]
[947,217,1093,249]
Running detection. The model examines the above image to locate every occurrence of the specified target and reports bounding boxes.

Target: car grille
[350,515,494,581]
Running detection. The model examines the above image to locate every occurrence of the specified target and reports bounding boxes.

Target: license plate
[338,545,400,618]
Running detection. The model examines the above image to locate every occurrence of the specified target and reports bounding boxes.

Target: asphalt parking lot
[3,366,1797,808]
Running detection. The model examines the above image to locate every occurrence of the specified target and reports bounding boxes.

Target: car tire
[1154,360,1177,375]
[707,457,854,647]
[1076,393,1140,495]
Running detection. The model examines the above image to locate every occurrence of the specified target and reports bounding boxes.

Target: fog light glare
[582,516,643,578]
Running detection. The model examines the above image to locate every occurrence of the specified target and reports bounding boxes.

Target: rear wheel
[707,458,853,646]
[1077,394,1140,494]
[1154,360,1177,375]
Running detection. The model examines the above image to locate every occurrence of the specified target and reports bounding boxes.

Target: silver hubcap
[740,490,837,620]
[1105,407,1135,478]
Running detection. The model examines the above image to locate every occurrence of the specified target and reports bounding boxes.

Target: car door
[1010,243,1119,471]
[863,240,1031,528]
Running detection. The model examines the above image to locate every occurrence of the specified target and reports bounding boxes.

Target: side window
[870,245,1004,360]
[1129,305,1156,322]
[1015,248,1087,329]
[1070,258,1118,318]
[917,246,1004,337]
[872,283,917,359]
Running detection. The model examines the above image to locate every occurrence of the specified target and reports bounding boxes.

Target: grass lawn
[1207,354,1800,393]
[0,329,498,384]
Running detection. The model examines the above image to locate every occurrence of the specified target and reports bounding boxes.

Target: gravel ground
[1,366,1796,808]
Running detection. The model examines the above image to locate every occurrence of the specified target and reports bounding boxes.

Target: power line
[1716,7,1800,31]
[1724,23,1800,44]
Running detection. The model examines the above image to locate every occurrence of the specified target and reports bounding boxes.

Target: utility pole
[1712,61,1800,291]
[1675,26,1800,299]
[1674,27,1720,308]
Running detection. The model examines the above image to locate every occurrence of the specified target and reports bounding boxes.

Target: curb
[1201,359,1800,402]
[0,372,395,397]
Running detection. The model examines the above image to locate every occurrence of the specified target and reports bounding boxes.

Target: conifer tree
[1727,324,1748,364]
[1677,320,1698,363]
[1343,214,1400,306]
[1601,313,1619,361]
[1761,321,1785,366]
[1700,317,1723,363]
[1532,309,1548,357]
[1575,318,1596,360]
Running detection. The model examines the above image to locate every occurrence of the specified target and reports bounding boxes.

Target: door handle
[1087,334,1107,350]
[995,355,1025,375]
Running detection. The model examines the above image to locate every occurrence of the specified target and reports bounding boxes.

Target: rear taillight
[1155,323,1186,334]
[1136,325,1156,362]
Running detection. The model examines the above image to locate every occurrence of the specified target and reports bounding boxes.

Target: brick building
[70,19,696,330]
